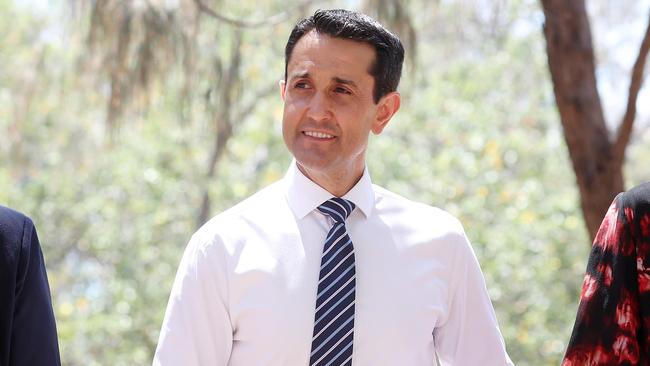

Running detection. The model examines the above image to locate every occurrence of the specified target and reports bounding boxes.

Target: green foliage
[367,3,592,364]
[1,0,648,364]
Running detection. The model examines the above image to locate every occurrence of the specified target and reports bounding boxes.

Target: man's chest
[225,226,452,353]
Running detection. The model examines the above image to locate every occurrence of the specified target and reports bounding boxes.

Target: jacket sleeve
[10,212,61,366]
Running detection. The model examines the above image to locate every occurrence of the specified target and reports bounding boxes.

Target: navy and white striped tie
[310,197,356,366]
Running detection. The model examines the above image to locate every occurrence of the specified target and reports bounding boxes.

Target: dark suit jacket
[0,206,61,366]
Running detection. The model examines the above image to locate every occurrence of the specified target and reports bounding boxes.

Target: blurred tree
[540,0,650,240]
[369,0,650,242]
[75,0,316,226]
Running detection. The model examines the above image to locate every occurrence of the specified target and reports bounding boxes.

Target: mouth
[303,131,335,139]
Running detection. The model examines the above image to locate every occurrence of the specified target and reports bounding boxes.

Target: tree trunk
[540,0,625,240]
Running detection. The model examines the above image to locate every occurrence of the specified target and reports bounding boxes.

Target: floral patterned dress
[563,182,650,366]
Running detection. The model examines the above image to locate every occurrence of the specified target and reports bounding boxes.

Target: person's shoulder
[0,205,34,240]
[0,205,30,226]
[620,182,650,207]
[0,206,38,265]
[212,180,285,222]
[615,182,650,232]
[372,185,472,262]
[191,181,286,246]
[372,184,464,233]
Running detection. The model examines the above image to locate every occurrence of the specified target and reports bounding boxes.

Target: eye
[334,86,352,95]
[294,81,310,89]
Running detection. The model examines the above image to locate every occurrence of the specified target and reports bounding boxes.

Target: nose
[305,91,332,122]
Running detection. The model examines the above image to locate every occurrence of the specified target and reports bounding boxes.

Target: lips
[303,131,335,139]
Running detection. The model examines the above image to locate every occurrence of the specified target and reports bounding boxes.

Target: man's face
[281,31,397,185]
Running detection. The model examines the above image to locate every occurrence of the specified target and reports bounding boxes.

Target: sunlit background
[1,0,649,364]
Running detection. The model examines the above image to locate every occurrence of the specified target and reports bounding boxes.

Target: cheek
[282,106,306,147]
[281,108,293,139]
[285,91,310,107]
[342,122,373,152]
[281,116,296,143]
[283,98,308,122]
[282,102,301,125]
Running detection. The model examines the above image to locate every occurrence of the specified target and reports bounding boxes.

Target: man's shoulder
[372,184,463,231]
[192,181,288,244]
[218,181,285,217]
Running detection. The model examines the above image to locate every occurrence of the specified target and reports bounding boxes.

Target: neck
[296,162,364,197]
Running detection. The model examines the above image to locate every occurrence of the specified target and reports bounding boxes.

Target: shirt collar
[284,160,374,220]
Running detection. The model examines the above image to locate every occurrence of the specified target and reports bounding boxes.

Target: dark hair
[284,9,404,104]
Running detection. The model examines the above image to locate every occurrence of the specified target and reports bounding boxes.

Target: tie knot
[317,197,356,223]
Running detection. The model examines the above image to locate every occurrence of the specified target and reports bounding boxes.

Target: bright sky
[588,1,650,128]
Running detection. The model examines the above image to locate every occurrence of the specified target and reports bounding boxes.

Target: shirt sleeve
[153,232,233,365]
[433,229,513,365]
[562,192,649,365]
[11,216,62,366]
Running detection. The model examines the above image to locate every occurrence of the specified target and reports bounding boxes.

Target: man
[154,9,512,365]
[0,205,61,366]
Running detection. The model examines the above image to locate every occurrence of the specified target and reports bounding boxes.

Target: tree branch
[194,0,325,28]
[613,13,650,165]
[234,83,277,123]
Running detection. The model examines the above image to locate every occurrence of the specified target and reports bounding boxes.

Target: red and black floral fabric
[563,182,650,366]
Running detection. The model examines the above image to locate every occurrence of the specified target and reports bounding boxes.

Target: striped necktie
[310,197,356,366]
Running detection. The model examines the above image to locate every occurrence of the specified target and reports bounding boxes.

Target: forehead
[287,31,376,80]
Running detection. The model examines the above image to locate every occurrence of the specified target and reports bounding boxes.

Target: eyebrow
[289,71,310,80]
[333,77,358,89]
[288,72,358,89]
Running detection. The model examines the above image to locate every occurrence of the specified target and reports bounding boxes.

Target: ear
[371,92,401,135]
[279,79,287,101]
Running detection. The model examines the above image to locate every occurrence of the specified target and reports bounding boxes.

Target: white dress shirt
[154,162,513,365]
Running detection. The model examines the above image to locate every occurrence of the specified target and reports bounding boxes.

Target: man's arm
[0,207,61,366]
[153,232,233,365]
[433,229,513,365]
